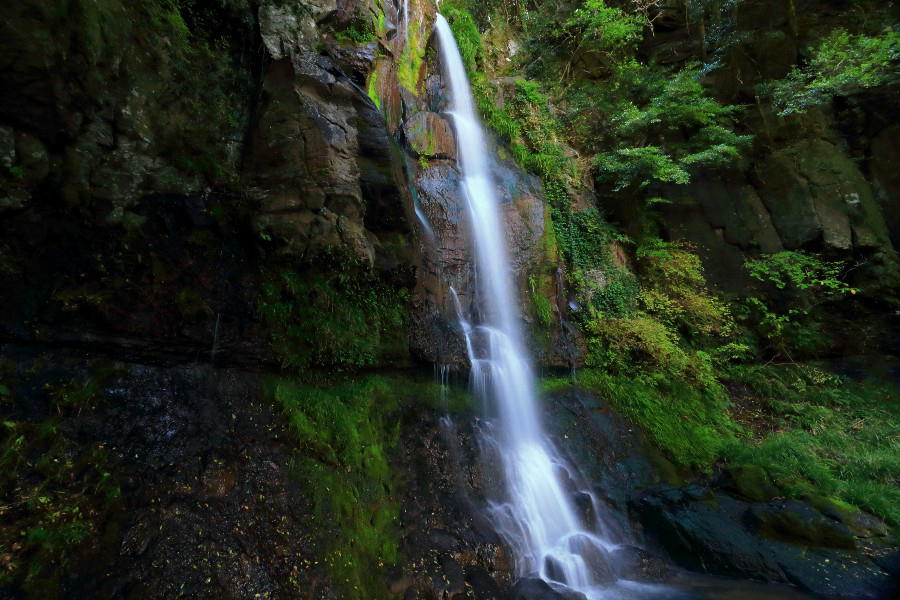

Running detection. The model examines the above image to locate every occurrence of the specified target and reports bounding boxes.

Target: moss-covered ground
[723,364,900,531]
[267,373,472,600]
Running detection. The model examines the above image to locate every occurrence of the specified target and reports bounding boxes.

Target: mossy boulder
[748,499,857,549]
[403,111,457,160]
[721,463,780,503]
[805,495,890,540]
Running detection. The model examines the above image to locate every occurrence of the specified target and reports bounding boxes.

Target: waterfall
[433,14,630,599]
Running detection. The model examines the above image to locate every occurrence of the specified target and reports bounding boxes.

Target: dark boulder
[608,545,673,582]
[748,500,857,549]
[719,463,780,503]
[567,534,616,584]
[639,490,786,581]
[638,487,897,598]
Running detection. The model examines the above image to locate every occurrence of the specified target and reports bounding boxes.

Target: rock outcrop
[644,0,900,301]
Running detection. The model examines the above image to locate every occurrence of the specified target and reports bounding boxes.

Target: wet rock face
[409,160,473,366]
[0,0,258,226]
[248,55,374,264]
[0,0,417,373]
[249,2,409,266]
[259,0,339,60]
[87,366,231,473]
[407,147,551,368]
[0,127,49,213]
[403,57,556,368]
[395,413,513,599]
[510,577,586,600]
[404,112,457,160]
[647,0,898,302]
[637,487,898,599]
[663,133,898,295]
[757,139,890,251]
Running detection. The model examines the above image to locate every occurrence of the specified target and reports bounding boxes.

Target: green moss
[529,274,554,329]
[271,377,399,598]
[542,211,559,263]
[258,255,409,372]
[723,463,780,502]
[367,69,381,110]
[723,364,900,533]
[269,375,473,598]
[547,369,736,469]
[398,27,425,93]
[371,0,387,38]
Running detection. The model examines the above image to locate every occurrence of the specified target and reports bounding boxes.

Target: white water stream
[433,14,634,599]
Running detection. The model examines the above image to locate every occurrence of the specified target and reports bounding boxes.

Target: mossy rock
[749,499,857,549]
[721,463,780,503]
[805,495,889,540]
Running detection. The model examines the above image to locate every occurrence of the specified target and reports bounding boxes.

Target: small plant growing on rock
[739,251,859,361]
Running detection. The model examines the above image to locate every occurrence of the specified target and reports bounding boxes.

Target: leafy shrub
[637,238,733,337]
[589,274,639,318]
[739,251,858,359]
[584,313,719,388]
[745,251,857,293]
[566,0,643,56]
[577,238,734,388]
[591,66,751,189]
[586,313,684,369]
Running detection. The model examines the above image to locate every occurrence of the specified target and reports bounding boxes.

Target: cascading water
[433,14,641,599]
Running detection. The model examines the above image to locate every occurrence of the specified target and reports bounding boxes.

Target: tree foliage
[739,252,859,360]
[586,64,751,189]
[566,0,643,55]
[768,28,900,115]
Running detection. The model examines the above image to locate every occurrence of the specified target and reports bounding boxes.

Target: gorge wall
[0,0,898,599]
